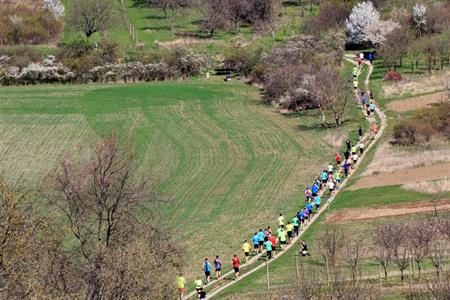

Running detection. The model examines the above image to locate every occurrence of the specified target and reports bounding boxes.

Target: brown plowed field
[387,92,445,112]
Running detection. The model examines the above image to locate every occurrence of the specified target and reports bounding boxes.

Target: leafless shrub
[374,224,393,280]
[318,227,345,282]
[407,219,435,279]
[344,236,365,283]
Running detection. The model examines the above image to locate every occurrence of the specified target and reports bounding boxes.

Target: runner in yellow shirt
[242,239,251,263]
[177,273,186,300]
[194,277,203,296]
[285,222,294,244]
[277,213,285,228]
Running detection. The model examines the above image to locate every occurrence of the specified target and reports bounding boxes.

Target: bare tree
[391,224,410,283]
[48,136,181,300]
[311,65,340,127]
[344,236,365,284]
[374,224,393,280]
[318,227,345,283]
[330,80,353,127]
[429,240,445,280]
[68,0,115,38]
[408,219,434,279]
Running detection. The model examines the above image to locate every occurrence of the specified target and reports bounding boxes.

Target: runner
[300,240,310,256]
[358,142,365,155]
[371,123,378,136]
[353,78,358,90]
[343,160,350,177]
[352,153,359,164]
[327,163,334,175]
[177,273,186,300]
[199,290,207,300]
[264,228,270,239]
[277,213,285,228]
[366,105,371,117]
[286,221,294,244]
[321,170,328,187]
[194,277,203,295]
[305,186,312,202]
[232,254,240,279]
[213,255,222,279]
[292,215,300,236]
[359,52,364,60]
[306,201,313,216]
[346,140,351,151]
[203,258,211,283]
[311,183,319,197]
[335,171,341,188]
[361,93,366,107]
[335,152,342,165]
[357,57,363,68]
[344,149,350,161]
[257,229,265,253]
[277,226,287,250]
[264,238,273,260]
[352,66,358,78]
[369,101,375,114]
[368,52,373,65]
[303,207,309,225]
[269,233,277,256]
[242,240,250,263]
[351,145,357,155]
[328,180,335,195]
[359,126,363,139]
[252,232,259,255]
[314,195,321,212]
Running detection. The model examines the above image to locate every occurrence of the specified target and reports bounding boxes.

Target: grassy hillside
[0,78,363,277]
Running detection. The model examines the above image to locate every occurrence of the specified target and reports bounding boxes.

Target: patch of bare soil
[350,162,450,190]
[326,199,450,224]
[157,38,213,48]
[387,92,446,112]
[383,73,446,97]
[323,130,347,149]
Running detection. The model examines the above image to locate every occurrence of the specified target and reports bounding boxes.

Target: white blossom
[413,3,427,34]
[346,1,380,45]
[42,0,65,19]
[365,19,400,46]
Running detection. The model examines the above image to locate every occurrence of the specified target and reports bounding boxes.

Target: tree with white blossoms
[42,0,65,19]
[412,3,426,36]
[365,19,400,47]
[346,1,380,46]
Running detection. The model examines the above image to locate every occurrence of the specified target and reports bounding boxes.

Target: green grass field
[0,77,364,278]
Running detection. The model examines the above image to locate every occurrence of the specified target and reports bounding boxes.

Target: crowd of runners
[177,53,377,300]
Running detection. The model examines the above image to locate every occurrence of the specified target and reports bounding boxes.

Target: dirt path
[200,56,386,300]
[387,92,445,112]
[348,162,450,190]
[326,199,450,223]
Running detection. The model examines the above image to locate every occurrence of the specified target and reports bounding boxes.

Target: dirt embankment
[350,162,450,190]
[326,199,450,224]
[387,92,446,112]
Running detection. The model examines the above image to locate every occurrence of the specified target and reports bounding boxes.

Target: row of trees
[0,136,182,299]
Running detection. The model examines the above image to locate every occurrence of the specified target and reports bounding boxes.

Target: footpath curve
[189,55,387,299]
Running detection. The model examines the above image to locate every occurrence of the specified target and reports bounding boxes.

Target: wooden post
[378,262,382,292]
[295,255,300,288]
[408,256,413,293]
[266,260,270,292]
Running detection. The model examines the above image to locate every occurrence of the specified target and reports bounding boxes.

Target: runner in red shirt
[232,254,240,279]
[269,235,277,256]
[335,153,341,165]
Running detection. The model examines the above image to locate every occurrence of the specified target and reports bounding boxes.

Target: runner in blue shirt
[311,183,319,197]
[321,171,328,186]
[314,195,321,212]
[252,233,260,254]
[203,258,212,283]
[257,229,265,254]
[306,202,313,215]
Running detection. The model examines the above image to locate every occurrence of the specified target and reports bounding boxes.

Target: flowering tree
[365,19,400,47]
[412,3,427,36]
[42,0,65,19]
[346,1,380,45]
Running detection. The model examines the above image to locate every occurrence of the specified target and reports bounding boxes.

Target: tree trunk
[170,8,175,31]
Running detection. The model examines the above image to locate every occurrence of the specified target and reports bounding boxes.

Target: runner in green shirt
[277,227,287,250]
[265,240,273,260]
[286,222,294,244]
[177,273,186,300]
[292,216,299,236]
[194,278,203,295]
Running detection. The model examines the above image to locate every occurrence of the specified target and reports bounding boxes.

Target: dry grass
[362,142,450,176]
[383,73,447,97]
[323,129,347,148]
[402,178,450,194]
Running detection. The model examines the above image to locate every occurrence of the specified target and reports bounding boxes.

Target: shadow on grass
[144,15,168,20]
